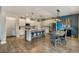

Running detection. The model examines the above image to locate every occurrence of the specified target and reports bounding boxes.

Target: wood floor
[0,35,79,53]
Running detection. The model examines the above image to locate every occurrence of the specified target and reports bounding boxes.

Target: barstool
[31,32,34,37]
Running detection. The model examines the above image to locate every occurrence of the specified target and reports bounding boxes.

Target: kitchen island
[25,29,45,42]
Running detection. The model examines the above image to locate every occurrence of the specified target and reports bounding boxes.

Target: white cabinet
[19,19,25,35]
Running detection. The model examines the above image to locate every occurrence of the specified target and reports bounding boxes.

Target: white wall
[0,13,6,44]
[6,17,16,36]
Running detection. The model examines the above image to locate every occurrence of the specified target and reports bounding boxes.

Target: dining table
[50,30,66,46]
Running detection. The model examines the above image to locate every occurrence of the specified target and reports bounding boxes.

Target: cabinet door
[19,19,25,35]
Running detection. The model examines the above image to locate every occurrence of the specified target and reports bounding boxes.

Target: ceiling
[2,6,79,18]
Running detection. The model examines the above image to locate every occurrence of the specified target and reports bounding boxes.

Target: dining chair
[50,31,61,47]
[50,30,67,47]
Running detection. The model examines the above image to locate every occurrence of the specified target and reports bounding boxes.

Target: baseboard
[0,40,6,44]
[7,36,16,38]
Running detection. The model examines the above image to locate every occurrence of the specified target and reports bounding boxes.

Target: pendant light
[56,9,61,31]
[56,9,61,21]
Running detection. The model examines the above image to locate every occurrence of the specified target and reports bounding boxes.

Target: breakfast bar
[25,29,45,42]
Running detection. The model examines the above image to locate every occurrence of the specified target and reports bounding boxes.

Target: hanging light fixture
[56,9,61,21]
[55,9,62,31]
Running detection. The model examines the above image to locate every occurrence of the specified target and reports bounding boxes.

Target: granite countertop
[25,28,45,32]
